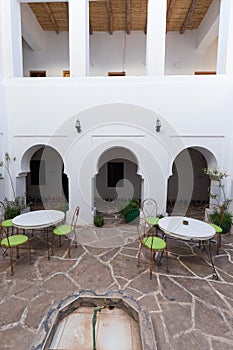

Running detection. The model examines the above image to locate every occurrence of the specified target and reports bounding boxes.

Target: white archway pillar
[146,0,166,76]
[0,0,23,77]
[217,0,233,74]
[69,0,89,76]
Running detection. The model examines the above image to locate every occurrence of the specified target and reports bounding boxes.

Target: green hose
[92,306,105,350]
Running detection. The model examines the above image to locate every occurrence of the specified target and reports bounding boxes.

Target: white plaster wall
[165,32,218,75]
[2,74,233,222]
[89,31,147,76]
[23,32,69,77]
[22,29,218,77]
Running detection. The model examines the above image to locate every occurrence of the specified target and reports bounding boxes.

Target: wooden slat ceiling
[28,0,214,35]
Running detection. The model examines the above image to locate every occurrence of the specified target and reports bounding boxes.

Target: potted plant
[0,153,27,219]
[119,198,140,223]
[204,168,232,233]
[3,196,27,220]
[94,215,104,227]
[208,210,232,234]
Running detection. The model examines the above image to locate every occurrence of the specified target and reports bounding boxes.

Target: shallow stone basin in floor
[31,290,157,350]
[50,306,142,350]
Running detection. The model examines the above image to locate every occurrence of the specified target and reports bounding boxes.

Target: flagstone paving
[0,222,233,350]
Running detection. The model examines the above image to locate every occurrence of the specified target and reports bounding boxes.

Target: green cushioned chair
[209,223,223,254]
[204,205,224,254]
[145,216,160,226]
[1,201,17,257]
[1,227,32,276]
[52,206,80,257]
[1,218,13,229]
[141,198,159,234]
[137,218,168,279]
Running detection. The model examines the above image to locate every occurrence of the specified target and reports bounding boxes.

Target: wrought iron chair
[0,201,14,235]
[51,206,80,257]
[141,198,159,233]
[137,217,168,279]
[0,201,5,223]
[203,204,223,254]
[0,201,16,257]
[0,226,32,276]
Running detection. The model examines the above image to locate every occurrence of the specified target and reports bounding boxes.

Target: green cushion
[142,236,166,250]
[53,224,73,236]
[1,234,28,248]
[146,217,159,226]
[210,223,223,233]
[1,219,13,228]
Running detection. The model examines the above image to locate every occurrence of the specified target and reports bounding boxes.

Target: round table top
[158,216,216,241]
[12,210,65,229]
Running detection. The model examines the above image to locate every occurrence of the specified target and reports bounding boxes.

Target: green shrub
[209,210,232,234]
[94,215,104,227]
[3,196,27,219]
[119,199,139,216]
[119,199,140,223]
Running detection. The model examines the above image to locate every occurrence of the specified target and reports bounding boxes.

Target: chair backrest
[0,201,5,223]
[141,198,158,219]
[137,217,151,239]
[71,206,80,228]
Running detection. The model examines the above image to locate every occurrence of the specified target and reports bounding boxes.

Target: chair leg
[51,234,54,255]
[216,233,221,255]
[10,247,14,276]
[2,247,8,257]
[137,242,142,267]
[28,241,32,265]
[149,251,155,280]
[16,246,19,259]
[165,247,169,273]
[68,237,71,258]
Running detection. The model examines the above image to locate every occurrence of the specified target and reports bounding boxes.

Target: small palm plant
[204,168,232,233]
[0,153,27,219]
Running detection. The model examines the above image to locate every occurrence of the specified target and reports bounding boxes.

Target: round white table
[158,216,215,241]
[12,210,65,259]
[158,216,218,279]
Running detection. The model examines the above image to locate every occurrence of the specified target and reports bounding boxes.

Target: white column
[217,0,233,74]
[69,0,89,77]
[146,0,167,76]
[0,0,14,77]
[11,0,23,77]
[0,0,23,78]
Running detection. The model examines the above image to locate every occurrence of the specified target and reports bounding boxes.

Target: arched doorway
[94,147,142,215]
[25,146,69,210]
[167,147,211,218]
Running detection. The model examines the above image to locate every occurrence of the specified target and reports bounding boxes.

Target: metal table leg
[46,227,50,260]
[203,239,218,280]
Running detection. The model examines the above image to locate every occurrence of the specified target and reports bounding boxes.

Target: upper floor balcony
[2,0,232,79]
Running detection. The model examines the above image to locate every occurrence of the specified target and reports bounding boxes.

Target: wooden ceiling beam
[44,2,59,34]
[166,0,175,33]
[126,0,131,35]
[180,0,198,34]
[89,19,93,35]
[106,0,113,35]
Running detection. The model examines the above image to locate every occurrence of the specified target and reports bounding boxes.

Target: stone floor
[0,218,233,350]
